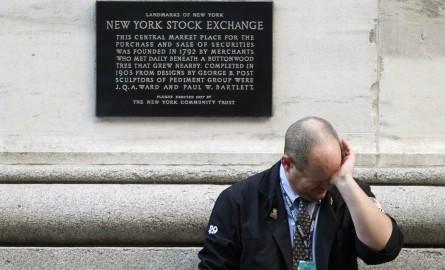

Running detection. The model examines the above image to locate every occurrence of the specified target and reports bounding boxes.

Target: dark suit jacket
[198,162,403,270]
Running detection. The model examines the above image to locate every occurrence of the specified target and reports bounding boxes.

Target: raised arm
[330,140,393,251]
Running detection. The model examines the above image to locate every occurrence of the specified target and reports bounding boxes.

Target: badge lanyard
[280,181,320,261]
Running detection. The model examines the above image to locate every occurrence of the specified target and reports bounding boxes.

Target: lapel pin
[330,197,334,206]
[269,208,278,220]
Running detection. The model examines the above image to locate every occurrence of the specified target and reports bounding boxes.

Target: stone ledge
[0,184,224,245]
[0,247,200,270]
[0,247,442,270]
[1,164,445,185]
[360,248,445,270]
[0,184,443,245]
[3,151,445,167]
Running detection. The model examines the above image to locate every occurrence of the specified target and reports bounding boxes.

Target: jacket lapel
[315,193,338,270]
[260,162,293,270]
[267,218,292,270]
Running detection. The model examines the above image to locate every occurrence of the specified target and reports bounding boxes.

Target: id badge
[298,260,316,270]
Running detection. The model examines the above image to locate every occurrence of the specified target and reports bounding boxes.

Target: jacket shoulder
[223,168,270,201]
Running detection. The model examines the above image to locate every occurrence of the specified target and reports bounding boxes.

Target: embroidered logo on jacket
[208,225,218,234]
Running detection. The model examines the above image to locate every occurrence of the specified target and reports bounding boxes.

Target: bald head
[284,116,340,171]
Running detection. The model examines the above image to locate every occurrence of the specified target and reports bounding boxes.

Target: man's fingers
[341,139,353,157]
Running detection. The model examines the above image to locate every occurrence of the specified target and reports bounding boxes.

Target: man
[198,117,403,270]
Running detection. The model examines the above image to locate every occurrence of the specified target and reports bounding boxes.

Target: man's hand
[331,139,355,185]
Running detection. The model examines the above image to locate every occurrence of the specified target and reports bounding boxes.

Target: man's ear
[281,155,293,171]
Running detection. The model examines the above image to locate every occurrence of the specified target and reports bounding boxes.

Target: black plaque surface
[96,1,272,116]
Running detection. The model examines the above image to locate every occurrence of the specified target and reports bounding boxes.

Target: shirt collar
[279,163,300,203]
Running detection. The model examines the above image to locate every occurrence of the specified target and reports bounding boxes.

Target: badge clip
[298,260,316,270]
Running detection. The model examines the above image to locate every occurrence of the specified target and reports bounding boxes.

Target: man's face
[283,143,342,201]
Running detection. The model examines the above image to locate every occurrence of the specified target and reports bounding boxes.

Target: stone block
[0,247,442,270]
[0,184,443,245]
[2,164,445,185]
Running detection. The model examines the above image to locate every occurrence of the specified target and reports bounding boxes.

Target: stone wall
[1,0,445,269]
